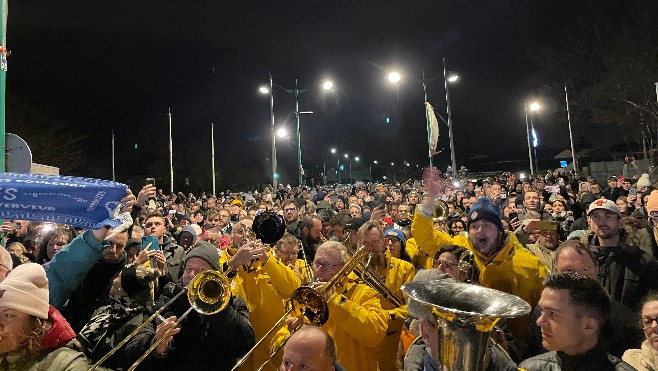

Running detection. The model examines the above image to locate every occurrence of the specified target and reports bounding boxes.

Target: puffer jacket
[0,306,98,371]
[622,340,658,371]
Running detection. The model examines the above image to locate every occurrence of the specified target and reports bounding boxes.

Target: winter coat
[0,306,97,371]
[622,340,658,371]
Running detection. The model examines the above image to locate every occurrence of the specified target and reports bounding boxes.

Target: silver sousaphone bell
[401,279,531,371]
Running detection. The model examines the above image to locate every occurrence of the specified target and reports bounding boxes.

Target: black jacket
[147,290,255,371]
[588,230,658,311]
[62,253,126,333]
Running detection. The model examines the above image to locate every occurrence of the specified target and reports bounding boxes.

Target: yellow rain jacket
[405,237,433,270]
[232,255,304,370]
[411,210,548,350]
[355,252,415,371]
[272,282,388,371]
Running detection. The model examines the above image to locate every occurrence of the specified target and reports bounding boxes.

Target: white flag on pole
[425,102,440,156]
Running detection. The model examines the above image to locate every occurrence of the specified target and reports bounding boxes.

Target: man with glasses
[584,199,658,311]
[217,208,232,234]
[394,203,413,230]
[283,200,300,226]
[275,241,387,371]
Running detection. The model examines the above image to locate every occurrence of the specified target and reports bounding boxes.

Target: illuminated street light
[259,86,270,94]
[524,101,541,176]
[530,102,541,111]
[323,80,334,90]
[276,127,288,138]
[388,71,401,83]
[447,74,459,83]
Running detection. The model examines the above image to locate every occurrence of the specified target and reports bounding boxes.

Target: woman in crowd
[383,228,412,263]
[623,292,658,370]
[0,263,93,370]
[37,227,75,267]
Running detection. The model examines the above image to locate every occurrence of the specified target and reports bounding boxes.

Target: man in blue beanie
[412,168,548,359]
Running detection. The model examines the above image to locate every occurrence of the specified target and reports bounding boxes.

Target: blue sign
[0,173,128,229]
[560,161,568,168]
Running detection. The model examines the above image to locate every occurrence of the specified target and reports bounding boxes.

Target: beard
[366,251,387,277]
[469,232,504,257]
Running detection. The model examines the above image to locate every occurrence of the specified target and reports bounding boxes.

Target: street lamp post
[524,101,540,177]
[267,74,278,188]
[443,58,459,177]
[370,160,377,180]
[331,148,340,183]
[344,154,350,184]
[564,85,577,170]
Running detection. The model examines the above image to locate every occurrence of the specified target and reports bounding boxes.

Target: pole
[564,86,577,171]
[337,158,340,184]
[531,117,538,176]
[270,73,278,189]
[111,129,115,181]
[322,154,326,184]
[168,108,174,194]
[211,122,216,196]
[524,105,534,177]
[349,160,352,184]
[295,79,302,186]
[0,0,8,172]
[422,69,432,168]
[444,58,457,177]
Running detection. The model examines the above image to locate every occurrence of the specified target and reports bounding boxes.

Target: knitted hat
[0,263,50,319]
[467,197,504,232]
[184,241,221,271]
[383,228,406,249]
[646,190,658,213]
[637,174,651,188]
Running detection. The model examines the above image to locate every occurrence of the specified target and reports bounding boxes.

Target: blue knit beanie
[467,197,505,232]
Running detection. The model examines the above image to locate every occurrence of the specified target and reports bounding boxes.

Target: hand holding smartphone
[141,236,160,251]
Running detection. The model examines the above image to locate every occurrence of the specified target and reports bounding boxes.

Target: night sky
[8,0,584,186]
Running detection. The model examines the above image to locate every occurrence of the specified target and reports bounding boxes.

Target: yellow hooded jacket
[411,210,548,348]
[272,282,388,371]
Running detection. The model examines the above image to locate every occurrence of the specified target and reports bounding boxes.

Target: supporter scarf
[0,172,127,229]
[77,295,144,355]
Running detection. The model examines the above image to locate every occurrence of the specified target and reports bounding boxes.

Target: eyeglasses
[641,316,658,329]
[435,259,456,269]
[313,261,343,269]
[284,208,296,213]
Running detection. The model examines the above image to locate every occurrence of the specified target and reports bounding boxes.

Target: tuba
[401,279,530,371]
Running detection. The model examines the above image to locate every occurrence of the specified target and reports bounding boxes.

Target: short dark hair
[434,244,467,262]
[543,273,611,329]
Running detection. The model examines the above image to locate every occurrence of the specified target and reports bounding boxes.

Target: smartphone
[535,221,558,231]
[509,212,519,221]
[145,177,155,186]
[629,188,638,196]
[141,236,160,251]
[168,209,176,215]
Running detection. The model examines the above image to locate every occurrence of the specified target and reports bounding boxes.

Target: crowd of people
[2,167,658,370]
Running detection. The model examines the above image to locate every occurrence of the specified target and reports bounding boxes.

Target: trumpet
[89,270,230,371]
[433,199,450,222]
[232,247,370,371]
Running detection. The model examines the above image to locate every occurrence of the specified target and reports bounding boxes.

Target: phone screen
[509,212,519,221]
[629,189,638,196]
[141,236,160,251]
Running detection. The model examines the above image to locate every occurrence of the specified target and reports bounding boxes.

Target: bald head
[280,326,336,371]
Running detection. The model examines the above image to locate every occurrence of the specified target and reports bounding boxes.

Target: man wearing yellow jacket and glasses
[273,241,388,370]
[411,168,547,358]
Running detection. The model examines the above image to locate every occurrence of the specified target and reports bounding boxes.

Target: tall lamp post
[443,58,459,177]
[331,147,340,183]
[370,160,377,180]
[564,85,577,170]
[524,101,540,177]
[344,154,350,184]
[259,73,278,189]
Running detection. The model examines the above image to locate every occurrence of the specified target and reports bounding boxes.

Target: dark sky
[7,0,579,184]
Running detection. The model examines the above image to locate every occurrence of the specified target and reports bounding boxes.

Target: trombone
[231,247,370,371]
[88,270,230,371]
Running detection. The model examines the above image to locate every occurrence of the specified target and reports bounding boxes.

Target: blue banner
[0,172,128,229]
